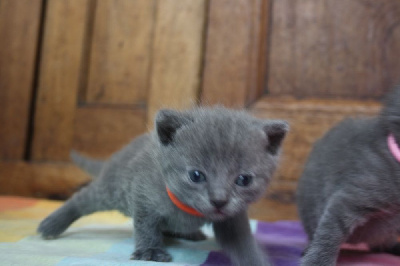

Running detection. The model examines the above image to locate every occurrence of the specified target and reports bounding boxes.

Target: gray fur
[38,106,288,266]
[297,87,400,266]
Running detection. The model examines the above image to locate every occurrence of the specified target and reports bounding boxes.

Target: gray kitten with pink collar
[38,106,288,266]
[297,87,400,266]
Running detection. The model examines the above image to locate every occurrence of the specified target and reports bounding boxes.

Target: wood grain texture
[202,0,268,107]
[268,0,400,99]
[31,0,91,161]
[252,97,381,182]
[0,0,42,159]
[246,0,270,105]
[249,181,298,221]
[73,106,146,158]
[85,0,155,105]
[0,162,90,199]
[147,0,206,125]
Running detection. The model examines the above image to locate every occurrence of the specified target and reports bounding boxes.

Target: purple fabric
[202,221,304,266]
[201,221,400,266]
[256,221,305,266]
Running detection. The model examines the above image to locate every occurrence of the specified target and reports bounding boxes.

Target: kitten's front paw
[131,248,172,262]
[37,205,80,239]
[37,215,65,239]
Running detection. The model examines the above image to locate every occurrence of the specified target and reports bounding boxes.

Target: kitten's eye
[235,174,253,187]
[188,170,206,183]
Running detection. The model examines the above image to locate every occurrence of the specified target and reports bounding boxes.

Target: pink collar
[388,134,400,163]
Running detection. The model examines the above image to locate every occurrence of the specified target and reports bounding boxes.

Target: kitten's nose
[211,199,228,209]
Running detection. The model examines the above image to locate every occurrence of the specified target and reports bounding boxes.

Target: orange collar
[166,187,204,217]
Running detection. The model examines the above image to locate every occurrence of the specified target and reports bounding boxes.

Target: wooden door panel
[30,0,205,162]
[0,161,90,199]
[202,0,268,107]
[259,0,400,187]
[85,0,155,105]
[73,107,146,158]
[31,0,91,161]
[147,0,206,122]
[0,0,42,160]
[268,0,400,99]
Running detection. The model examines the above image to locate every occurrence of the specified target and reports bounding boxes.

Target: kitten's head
[155,107,288,221]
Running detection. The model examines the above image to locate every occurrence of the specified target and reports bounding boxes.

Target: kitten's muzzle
[210,199,228,209]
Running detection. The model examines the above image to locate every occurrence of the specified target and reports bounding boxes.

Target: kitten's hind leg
[38,184,108,239]
[38,202,81,239]
[163,230,207,241]
[301,194,374,266]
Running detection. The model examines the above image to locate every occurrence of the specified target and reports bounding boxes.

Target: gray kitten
[297,87,400,266]
[38,106,288,266]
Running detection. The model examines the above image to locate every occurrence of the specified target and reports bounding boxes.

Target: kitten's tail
[70,150,105,178]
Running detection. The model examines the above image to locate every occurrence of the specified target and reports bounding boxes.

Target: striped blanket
[1,196,399,265]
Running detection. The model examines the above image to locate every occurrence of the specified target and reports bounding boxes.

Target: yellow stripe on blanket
[0,197,129,243]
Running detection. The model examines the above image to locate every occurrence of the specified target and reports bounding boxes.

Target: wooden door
[0,0,206,198]
[202,0,400,220]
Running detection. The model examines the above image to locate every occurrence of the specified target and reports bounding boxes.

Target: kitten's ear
[155,109,193,145]
[262,120,289,154]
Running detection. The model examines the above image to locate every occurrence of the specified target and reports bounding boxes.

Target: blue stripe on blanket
[57,221,258,266]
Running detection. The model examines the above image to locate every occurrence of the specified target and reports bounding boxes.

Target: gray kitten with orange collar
[297,87,400,266]
[38,106,289,266]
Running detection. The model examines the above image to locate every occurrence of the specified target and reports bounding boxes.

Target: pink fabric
[388,134,400,163]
